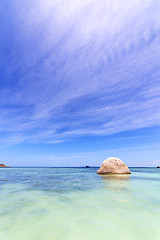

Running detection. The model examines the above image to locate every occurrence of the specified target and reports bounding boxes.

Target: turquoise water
[0,167,160,240]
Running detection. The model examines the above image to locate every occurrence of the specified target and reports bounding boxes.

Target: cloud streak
[0,0,160,146]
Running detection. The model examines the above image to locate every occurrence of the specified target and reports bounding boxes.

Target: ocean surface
[0,167,160,240]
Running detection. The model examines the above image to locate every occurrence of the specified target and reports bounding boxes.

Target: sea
[0,167,160,240]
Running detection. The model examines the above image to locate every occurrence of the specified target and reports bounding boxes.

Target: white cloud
[0,0,160,146]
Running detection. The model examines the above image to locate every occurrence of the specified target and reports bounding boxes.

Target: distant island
[0,164,10,168]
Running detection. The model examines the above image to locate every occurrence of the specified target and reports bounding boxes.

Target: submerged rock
[97,157,131,174]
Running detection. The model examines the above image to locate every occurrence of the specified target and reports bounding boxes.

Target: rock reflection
[100,174,131,193]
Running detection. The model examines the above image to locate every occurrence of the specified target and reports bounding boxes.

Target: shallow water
[0,167,160,240]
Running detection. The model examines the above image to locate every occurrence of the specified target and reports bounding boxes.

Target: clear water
[0,167,160,240]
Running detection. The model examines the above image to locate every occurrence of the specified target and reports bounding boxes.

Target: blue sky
[0,0,160,167]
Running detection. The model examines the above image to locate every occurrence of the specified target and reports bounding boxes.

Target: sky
[0,0,160,167]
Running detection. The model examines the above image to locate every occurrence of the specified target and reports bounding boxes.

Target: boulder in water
[97,157,131,174]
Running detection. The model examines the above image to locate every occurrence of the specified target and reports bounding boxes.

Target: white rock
[97,157,131,174]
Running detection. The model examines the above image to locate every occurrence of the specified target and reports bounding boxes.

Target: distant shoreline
[0,166,157,168]
[0,164,11,168]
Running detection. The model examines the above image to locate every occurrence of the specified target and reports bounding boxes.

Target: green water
[0,167,160,240]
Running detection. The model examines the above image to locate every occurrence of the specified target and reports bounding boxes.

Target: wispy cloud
[0,0,160,146]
